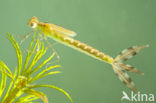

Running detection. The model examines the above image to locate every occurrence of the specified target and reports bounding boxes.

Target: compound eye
[30,22,37,28]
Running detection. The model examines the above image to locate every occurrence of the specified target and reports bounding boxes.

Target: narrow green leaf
[0,67,7,98]
[25,41,47,75]
[7,33,22,77]
[1,67,17,102]
[0,60,12,75]
[29,65,60,83]
[0,67,14,82]
[30,52,55,75]
[15,95,39,103]
[38,65,61,76]
[38,71,61,79]
[23,33,37,73]
[30,71,61,83]
[28,84,72,102]
[23,88,48,103]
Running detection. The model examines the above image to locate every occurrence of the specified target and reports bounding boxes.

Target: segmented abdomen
[52,32,113,63]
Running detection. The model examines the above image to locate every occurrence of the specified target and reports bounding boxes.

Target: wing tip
[144,44,149,48]
[72,31,77,37]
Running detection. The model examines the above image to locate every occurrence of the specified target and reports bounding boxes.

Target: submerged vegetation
[0,33,72,103]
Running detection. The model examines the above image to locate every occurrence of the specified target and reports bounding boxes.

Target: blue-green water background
[0,0,156,103]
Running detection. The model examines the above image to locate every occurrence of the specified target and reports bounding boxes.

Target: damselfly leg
[45,38,60,64]
[18,31,34,45]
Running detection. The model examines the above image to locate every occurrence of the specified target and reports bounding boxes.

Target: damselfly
[28,17,148,92]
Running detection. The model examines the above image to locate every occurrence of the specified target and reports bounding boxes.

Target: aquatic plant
[0,33,72,103]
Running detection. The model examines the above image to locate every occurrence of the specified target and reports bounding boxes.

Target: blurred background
[0,0,156,103]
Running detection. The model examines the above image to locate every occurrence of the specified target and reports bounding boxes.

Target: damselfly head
[28,16,38,29]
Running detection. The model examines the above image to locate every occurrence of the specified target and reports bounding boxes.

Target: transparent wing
[51,24,77,37]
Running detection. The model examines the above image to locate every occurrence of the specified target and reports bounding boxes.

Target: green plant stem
[2,76,27,103]
[2,87,20,103]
